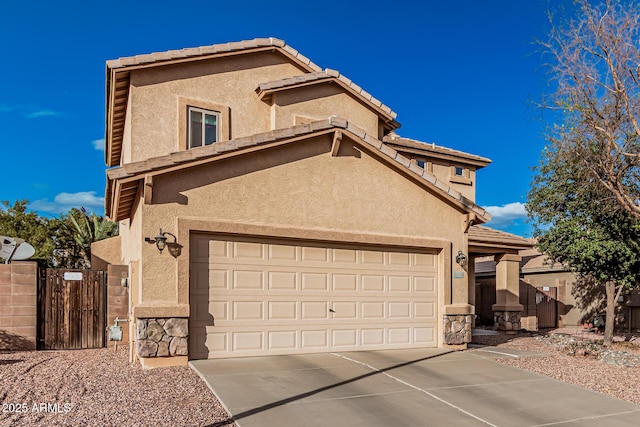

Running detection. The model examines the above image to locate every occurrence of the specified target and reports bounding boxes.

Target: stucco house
[100,38,532,368]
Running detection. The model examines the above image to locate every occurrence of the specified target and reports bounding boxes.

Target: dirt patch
[0,346,236,427]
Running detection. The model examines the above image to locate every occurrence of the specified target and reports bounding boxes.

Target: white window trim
[188,106,221,149]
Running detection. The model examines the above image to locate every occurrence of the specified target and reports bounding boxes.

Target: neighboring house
[99,38,532,368]
[476,247,640,331]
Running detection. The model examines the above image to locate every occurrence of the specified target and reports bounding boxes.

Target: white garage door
[189,234,439,359]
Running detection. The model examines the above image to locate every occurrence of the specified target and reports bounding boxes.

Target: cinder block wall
[106,265,129,348]
[0,261,37,350]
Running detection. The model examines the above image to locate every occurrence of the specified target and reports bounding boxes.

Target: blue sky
[0,0,566,237]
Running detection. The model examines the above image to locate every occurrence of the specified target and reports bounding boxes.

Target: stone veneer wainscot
[443,314,473,345]
[136,318,188,357]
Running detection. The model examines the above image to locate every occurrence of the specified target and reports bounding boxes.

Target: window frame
[449,165,472,185]
[178,97,230,151]
[188,106,221,149]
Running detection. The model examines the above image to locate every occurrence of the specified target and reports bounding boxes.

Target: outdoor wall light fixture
[455,250,468,269]
[145,229,176,253]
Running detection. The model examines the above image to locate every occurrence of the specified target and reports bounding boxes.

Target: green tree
[0,200,56,265]
[54,208,119,269]
[528,145,640,345]
[539,0,640,219]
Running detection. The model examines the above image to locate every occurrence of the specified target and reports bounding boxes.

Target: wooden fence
[38,269,107,350]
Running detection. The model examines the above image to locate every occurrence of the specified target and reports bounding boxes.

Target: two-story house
[100,38,531,368]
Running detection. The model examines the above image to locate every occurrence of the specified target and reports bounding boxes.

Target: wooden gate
[536,286,557,329]
[38,269,107,350]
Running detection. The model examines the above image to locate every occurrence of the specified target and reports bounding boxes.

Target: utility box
[109,325,123,341]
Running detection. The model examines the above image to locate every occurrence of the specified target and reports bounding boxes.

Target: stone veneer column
[136,318,188,357]
[492,253,523,332]
[443,314,473,344]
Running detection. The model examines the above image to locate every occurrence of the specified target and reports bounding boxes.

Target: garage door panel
[190,234,439,359]
[301,301,329,319]
[332,274,357,291]
[415,253,436,267]
[414,327,435,344]
[233,270,264,290]
[333,248,357,263]
[332,301,357,319]
[301,330,328,348]
[389,275,411,292]
[268,271,297,290]
[361,328,385,346]
[361,302,385,319]
[389,252,410,266]
[301,246,328,262]
[233,331,263,351]
[333,329,357,347]
[389,302,411,318]
[268,244,297,261]
[232,301,264,321]
[361,250,384,265]
[388,328,411,344]
[268,301,297,320]
[414,276,436,293]
[361,274,385,292]
[301,273,328,290]
[414,302,436,319]
[268,330,297,350]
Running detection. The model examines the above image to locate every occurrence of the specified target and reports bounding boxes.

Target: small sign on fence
[63,272,83,281]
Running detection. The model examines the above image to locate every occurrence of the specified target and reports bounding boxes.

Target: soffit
[106,118,491,223]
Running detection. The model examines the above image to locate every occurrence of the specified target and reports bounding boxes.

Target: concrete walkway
[190,349,640,427]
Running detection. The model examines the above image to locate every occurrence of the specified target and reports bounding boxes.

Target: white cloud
[92,138,105,151]
[484,202,528,228]
[29,191,104,215]
[25,109,65,119]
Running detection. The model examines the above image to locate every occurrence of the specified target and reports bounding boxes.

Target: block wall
[0,262,37,350]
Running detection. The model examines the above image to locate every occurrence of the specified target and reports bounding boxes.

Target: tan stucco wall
[431,161,476,201]
[273,85,379,137]
[91,235,122,270]
[133,134,469,316]
[127,52,307,162]
[523,271,583,327]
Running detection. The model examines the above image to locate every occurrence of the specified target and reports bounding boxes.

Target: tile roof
[106,118,491,223]
[106,37,322,72]
[468,225,533,252]
[383,133,491,167]
[256,69,396,119]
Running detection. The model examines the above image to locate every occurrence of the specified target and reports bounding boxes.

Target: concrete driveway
[190,349,640,427]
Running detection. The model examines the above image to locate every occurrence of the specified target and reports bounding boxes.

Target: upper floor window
[189,107,220,148]
[416,159,426,168]
[454,166,465,177]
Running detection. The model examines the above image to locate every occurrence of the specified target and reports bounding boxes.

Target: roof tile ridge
[471,225,529,241]
[385,135,491,162]
[106,37,322,71]
[323,68,395,117]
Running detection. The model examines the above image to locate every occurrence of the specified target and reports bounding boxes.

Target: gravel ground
[471,328,640,405]
[0,345,236,427]
[2,330,639,426]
